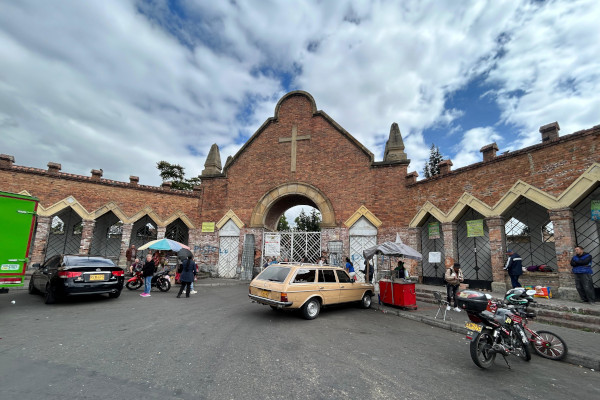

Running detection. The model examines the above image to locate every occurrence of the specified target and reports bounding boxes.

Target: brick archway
[250,183,335,229]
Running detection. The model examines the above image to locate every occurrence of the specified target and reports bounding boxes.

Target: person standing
[504,250,523,288]
[365,259,375,283]
[345,257,355,280]
[140,253,155,298]
[394,260,408,280]
[177,255,196,298]
[445,263,464,312]
[125,244,137,274]
[571,245,595,304]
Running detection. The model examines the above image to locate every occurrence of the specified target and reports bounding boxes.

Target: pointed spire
[201,143,222,176]
[384,122,408,162]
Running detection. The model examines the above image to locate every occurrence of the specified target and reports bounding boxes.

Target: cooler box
[379,280,417,309]
[456,290,489,312]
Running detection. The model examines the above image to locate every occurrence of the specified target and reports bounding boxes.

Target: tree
[295,208,321,231]
[156,161,200,190]
[423,144,443,178]
[277,214,290,231]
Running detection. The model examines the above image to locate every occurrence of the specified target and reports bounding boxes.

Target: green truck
[0,191,39,293]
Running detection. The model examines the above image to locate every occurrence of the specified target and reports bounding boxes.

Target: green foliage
[277,214,290,231]
[156,161,200,190]
[423,143,443,178]
[294,208,321,232]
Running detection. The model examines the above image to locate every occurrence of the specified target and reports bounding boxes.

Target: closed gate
[504,197,556,268]
[456,209,492,290]
[89,212,122,263]
[572,185,600,292]
[46,208,83,260]
[421,216,445,285]
[217,220,241,278]
[349,217,377,283]
[261,231,321,265]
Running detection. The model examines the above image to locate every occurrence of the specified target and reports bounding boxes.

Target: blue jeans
[144,276,152,294]
[509,274,522,288]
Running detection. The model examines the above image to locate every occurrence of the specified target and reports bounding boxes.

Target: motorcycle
[493,288,568,361]
[126,267,171,292]
[459,290,532,369]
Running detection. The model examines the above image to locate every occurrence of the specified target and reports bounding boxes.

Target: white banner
[428,252,442,263]
[264,233,281,257]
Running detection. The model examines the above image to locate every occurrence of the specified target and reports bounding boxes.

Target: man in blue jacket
[504,250,523,288]
[570,245,595,304]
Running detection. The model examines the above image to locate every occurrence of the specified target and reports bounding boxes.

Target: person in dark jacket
[141,253,155,297]
[571,245,595,304]
[504,250,523,288]
[177,256,197,298]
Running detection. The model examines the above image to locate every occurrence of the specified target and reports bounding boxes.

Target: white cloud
[0,0,598,188]
[452,127,502,169]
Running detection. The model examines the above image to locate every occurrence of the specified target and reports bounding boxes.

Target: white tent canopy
[363,233,422,261]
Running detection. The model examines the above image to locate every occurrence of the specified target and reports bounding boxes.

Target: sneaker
[140,293,145,297]
[190,290,197,294]
[446,305,451,311]
[454,307,461,312]
[146,293,151,297]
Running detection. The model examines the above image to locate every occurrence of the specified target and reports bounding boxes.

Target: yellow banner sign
[466,219,484,237]
[202,222,215,233]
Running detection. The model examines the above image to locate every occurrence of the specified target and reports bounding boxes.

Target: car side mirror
[32,263,41,269]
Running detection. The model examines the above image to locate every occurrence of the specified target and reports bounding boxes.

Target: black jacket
[142,260,156,277]
[180,259,197,283]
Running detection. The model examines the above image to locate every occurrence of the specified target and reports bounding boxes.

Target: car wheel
[360,292,372,309]
[44,284,56,304]
[108,290,121,299]
[28,278,38,295]
[301,298,321,320]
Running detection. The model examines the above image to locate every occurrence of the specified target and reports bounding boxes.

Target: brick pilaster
[549,208,578,300]
[31,216,51,265]
[79,220,95,255]
[157,226,166,240]
[119,223,133,267]
[486,216,508,293]
[441,222,458,269]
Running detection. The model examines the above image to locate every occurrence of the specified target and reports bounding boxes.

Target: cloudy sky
[2,1,599,197]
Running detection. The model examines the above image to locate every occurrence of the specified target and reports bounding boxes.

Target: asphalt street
[1,284,599,400]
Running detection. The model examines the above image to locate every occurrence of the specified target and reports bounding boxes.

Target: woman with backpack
[177,255,197,298]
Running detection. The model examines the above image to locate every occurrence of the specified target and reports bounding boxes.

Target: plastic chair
[433,291,450,321]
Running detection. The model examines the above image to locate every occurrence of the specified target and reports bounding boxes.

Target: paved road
[1,285,599,400]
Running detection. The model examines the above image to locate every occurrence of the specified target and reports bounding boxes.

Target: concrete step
[535,308,600,326]
[535,315,600,334]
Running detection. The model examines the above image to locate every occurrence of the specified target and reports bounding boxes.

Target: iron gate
[129,216,157,260]
[421,216,445,285]
[166,218,189,245]
[89,212,122,263]
[46,208,83,260]
[572,185,600,292]
[261,231,321,265]
[456,209,492,290]
[504,197,556,269]
[217,236,240,278]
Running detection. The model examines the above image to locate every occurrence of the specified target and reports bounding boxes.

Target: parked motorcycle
[126,268,171,292]
[493,288,568,361]
[459,290,531,369]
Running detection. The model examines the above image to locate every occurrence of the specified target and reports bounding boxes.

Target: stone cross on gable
[278,124,310,172]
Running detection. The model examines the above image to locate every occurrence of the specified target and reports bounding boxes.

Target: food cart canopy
[363,238,422,261]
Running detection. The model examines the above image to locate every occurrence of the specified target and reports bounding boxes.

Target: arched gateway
[1,91,599,299]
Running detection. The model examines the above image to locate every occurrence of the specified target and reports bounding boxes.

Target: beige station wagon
[248,263,375,319]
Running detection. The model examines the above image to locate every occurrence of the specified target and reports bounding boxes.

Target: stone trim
[34,195,195,228]
[344,205,382,229]
[250,182,336,228]
[216,209,245,230]
[409,162,600,227]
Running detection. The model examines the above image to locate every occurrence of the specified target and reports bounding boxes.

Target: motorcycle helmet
[505,288,531,305]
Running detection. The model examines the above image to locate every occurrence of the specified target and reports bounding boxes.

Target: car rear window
[64,257,115,267]
[293,269,316,283]
[256,266,291,282]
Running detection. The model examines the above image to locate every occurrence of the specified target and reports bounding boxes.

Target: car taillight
[281,293,288,302]
[111,270,125,277]
[58,271,82,278]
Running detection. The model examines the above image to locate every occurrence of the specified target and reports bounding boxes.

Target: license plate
[260,289,270,298]
[465,322,482,332]
[89,274,105,281]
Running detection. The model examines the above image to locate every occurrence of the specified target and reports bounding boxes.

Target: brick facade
[1,91,599,298]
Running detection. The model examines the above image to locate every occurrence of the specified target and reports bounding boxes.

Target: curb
[371,302,600,371]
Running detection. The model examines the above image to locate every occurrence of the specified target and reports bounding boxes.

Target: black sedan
[29,255,124,304]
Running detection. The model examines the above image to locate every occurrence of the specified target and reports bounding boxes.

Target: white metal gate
[262,231,321,265]
[217,220,240,278]
[349,216,377,283]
